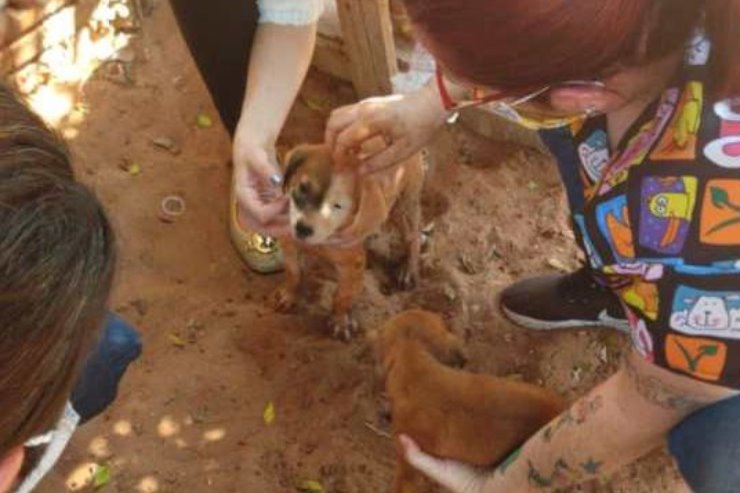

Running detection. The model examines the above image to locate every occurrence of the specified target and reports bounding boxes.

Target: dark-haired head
[0,84,115,488]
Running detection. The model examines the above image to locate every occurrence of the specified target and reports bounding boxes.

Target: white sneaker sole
[502,306,630,333]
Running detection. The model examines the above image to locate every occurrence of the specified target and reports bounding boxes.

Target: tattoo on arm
[496,447,522,476]
[527,459,572,488]
[543,394,604,443]
[623,355,706,413]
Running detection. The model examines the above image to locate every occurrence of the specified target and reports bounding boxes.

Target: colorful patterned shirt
[540,32,740,387]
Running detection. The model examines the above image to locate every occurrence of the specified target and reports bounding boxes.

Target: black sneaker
[500,267,629,332]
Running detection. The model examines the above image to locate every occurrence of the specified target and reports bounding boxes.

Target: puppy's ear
[282,148,308,194]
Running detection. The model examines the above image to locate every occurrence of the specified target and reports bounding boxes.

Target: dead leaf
[168,333,186,348]
[196,113,213,129]
[297,479,323,493]
[300,95,329,114]
[263,401,275,425]
[546,257,570,273]
[458,253,483,275]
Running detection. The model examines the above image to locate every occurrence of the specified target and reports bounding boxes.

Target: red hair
[403,0,740,100]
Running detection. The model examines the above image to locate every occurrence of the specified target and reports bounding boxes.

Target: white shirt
[258,0,326,25]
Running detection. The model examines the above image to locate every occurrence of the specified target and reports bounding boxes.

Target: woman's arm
[403,350,737,493]
[232,20,317,232]
[236,21,317,149]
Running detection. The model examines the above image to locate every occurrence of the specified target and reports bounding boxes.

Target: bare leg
[271,239,301,311]
[329,246,366,340]
[396,157,423,290]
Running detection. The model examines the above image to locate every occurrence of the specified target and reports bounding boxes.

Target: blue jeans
[70,313,142,423]
[669,394,740,493]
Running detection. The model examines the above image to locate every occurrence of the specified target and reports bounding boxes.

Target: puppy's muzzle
[295,221,314,239]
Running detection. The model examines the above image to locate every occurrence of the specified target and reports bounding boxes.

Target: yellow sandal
[229,194,284,274]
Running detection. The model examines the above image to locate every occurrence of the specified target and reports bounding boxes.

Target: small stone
[151,136,181,155]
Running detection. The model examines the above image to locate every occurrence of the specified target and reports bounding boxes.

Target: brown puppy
[274,144,424,339]
[372,310,566,493]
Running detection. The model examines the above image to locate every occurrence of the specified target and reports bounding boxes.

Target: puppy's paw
[396,263,420,291]
[330,313,359,341]
[270,286,297,313]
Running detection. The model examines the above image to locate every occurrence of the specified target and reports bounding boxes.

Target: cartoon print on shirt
[573,214,603,268]
[704,99,740,169]
[670,286,740,339]
[603,263,665,282]
[619,280,659,321]
[700,179,740,245]
[639,176,698,254]
[665,334,727,382]
[578,129,610,182]
[598,88,680,195]
[651,82,703,161]
[625,308,655,362]
[596,195,635,261]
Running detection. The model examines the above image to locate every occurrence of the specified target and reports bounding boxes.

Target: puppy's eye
[333,203,343,210]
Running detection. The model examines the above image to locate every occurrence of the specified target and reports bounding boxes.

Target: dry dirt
[33,2,685,492]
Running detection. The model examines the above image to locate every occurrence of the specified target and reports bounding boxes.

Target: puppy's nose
[295,221,314,239]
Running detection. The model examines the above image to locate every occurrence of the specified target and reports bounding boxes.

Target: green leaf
[711,186,730,208]
[93,464,111,489]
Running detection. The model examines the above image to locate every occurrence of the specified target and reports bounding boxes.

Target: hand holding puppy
[325,82,449,175]
[232,124,290,237]
[400,435,490,493]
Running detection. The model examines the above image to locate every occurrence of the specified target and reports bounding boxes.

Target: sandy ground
[31,1,686,492]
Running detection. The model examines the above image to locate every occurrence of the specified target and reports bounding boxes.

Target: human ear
[549,84,627,116]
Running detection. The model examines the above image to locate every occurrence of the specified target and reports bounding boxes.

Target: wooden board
[335,0,396,97]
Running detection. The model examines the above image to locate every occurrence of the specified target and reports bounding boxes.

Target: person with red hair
[327,1,740,491]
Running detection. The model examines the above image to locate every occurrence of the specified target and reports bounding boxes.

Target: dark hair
[0,84,116,455]
[403,0,740,100]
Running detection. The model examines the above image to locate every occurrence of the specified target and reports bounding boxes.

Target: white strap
[14,402,81,493]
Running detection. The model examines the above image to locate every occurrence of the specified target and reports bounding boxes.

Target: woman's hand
[400,436,489,493]
[325,81,449,174]
[232,124,290,237]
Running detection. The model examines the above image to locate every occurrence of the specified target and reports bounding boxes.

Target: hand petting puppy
[400,435,489,493]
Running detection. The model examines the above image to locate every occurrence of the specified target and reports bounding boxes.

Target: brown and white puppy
[273,144,424,340]
[371,310,566,493]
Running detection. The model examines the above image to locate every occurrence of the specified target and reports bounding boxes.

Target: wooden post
[336,0,397,98]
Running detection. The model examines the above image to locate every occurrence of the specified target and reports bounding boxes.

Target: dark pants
[169,0,259,136]
[70,314,142,423]
[669,395,740,493]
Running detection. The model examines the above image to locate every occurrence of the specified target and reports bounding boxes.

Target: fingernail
[269,174,283,186]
